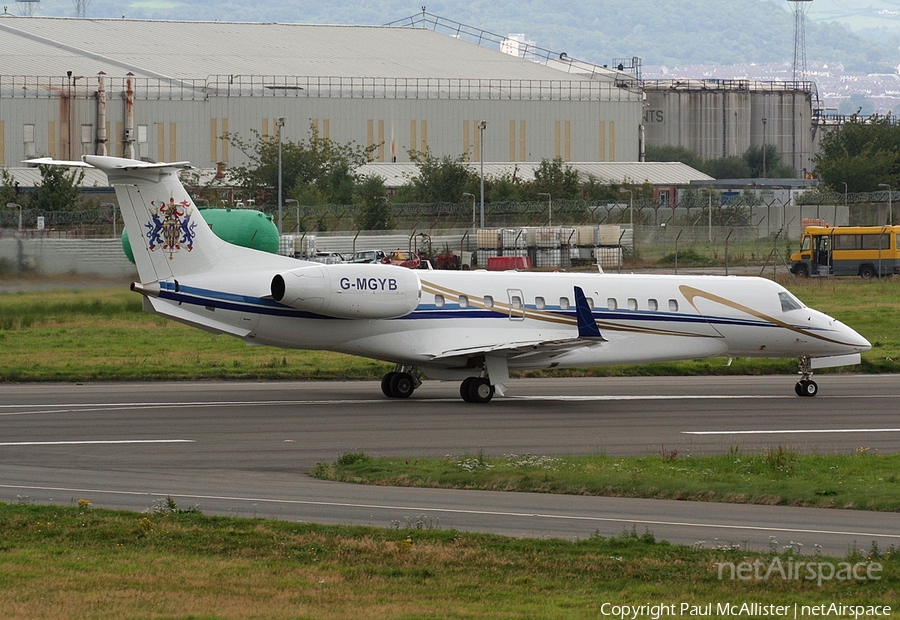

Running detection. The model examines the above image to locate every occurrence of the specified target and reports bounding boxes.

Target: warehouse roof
[5,161,712,193]
[0,16,616,82]
[357,162,714,188]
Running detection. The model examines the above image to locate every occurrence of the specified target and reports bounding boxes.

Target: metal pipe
[124,73,135,159]
[96,72,108,156]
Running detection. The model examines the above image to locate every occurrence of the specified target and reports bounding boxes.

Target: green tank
[122,207,280,263]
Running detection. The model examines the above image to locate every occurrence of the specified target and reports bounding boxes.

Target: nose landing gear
[795,356,818,397]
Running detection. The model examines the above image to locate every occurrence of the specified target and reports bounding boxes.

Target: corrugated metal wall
[1,76,643,167]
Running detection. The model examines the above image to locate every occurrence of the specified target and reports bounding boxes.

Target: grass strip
[0,502,896,620]
[311,448,900,512]
[1,279,899,381]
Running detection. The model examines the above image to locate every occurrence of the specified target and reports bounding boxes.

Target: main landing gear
[795,356,818,397]
[459,376,495,403]
[381,365,421,399]
[381,361,508,403]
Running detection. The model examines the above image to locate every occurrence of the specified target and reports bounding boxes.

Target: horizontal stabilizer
[144,296,252,339]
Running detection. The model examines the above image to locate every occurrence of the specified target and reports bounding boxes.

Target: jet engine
[271,263,421,319]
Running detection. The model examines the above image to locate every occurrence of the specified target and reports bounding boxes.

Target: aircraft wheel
[390,372,416,398]
[459,377,475,402]
[468,377,494,404]
[796,380,818,397]
[802,380,818,397]
[381,372,397,397]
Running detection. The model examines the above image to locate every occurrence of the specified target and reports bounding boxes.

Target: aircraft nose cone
[838,320,871,352]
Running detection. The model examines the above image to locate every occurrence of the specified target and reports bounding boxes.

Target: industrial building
[643,79,819,177]
[0,14,644,170]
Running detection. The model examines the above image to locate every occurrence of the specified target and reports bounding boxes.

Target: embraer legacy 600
[32,156,871,403]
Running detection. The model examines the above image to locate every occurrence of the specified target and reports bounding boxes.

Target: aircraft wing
[425,334,604,361]
[425,285,605,361]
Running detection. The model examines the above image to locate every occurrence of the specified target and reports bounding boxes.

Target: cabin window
[484,295,494,308]
[511,295,522,309]
[607,298,617,311]
[559,297,570,310]
[535,296,545,310]
[434,295,445,308]
[628,298,638,311]
[585,297,594,309]
[668,299,679,312]
[458,295,468,308]
[648,299,658,311]
[779,291,804,312]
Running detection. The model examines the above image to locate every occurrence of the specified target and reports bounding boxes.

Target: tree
[226,123,375,205]
[30,164,84,211]
[529,158,580,200]
[813,113,900,192]
[645,145,703,170]
[0,167,24,209]
[402,150,479,203]
[743,144,795,179]
[354,175,391,230]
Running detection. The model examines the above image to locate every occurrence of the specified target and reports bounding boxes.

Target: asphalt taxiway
[1,375,898,556]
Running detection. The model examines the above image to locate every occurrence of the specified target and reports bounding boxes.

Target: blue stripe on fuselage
[155,284,822,335]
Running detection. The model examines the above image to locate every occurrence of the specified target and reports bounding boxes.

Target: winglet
[574,286,602,339]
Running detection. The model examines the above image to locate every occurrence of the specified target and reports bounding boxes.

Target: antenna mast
[15,0,39,16]
[789,0,813,82]
[72,0,90,17]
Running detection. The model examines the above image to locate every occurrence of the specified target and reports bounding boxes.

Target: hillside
[14,0,900,72]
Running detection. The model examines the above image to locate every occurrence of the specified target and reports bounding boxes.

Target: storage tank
[122,207,279,263]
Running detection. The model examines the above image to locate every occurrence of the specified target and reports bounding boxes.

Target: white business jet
[32,156,870,402]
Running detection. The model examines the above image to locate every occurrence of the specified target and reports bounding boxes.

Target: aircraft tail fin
[82,156,231,283]
[79,155,293,284]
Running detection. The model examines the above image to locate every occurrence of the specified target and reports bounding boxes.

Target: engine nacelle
[271,263,421,319]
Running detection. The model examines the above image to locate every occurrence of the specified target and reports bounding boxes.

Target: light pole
[276,116,285,234]
[699,188,713,243]
[462,192,475,227]
[538,193,552,226]
[478,120,487,229]
[879,183,892,225]
[6,202,22,233]
[619,188,633,226]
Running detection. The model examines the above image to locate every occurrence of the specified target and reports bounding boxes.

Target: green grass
[0,502,896,619]
[0,288,392,381]
[1,278,899,381]
[312,448,900,512]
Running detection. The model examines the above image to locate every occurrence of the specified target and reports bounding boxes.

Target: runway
[2,375,899,556]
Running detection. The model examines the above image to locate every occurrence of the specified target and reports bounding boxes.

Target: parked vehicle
[349,250,387,264]
[311,252,347,265]
[790,225,900,279]
[381,249,421,269]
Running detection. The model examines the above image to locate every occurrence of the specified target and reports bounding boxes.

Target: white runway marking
[0,440,195,446]
[684,428,900,435]
[1,482,899,544]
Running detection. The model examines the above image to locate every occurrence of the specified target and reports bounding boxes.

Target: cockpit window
[779,291,805,312]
